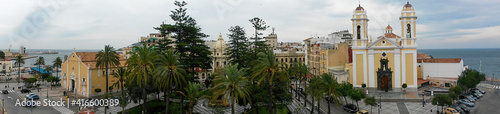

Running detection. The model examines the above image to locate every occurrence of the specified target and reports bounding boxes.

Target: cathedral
[348,2,418,91]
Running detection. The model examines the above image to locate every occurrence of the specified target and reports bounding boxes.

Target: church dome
[386,25,393,30]
[404,2,413,8]
[214,33,226,49]
[355,4,364,11]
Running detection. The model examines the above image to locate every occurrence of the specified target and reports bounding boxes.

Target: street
[0,82,60,114]
[472,81,500,114]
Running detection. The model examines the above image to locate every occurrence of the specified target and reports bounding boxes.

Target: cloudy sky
[1,0,499,50]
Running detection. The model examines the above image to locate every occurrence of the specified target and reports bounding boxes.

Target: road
[292,85,348,114]
[473,81,500,114]
[0,83,60,114]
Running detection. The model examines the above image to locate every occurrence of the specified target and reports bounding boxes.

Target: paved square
[405,102,438,114]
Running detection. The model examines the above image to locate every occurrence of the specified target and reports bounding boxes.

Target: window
[407,24,411,38]
[202,74,205,79]
[285,58,288,62]
[83,78,85,82]
[357,25,361,39]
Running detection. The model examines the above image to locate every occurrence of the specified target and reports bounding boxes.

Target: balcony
[81,81,86,86]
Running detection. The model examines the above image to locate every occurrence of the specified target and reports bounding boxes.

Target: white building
[417,53,465,87]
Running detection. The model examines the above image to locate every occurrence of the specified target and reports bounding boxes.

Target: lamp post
[379,94,381,114]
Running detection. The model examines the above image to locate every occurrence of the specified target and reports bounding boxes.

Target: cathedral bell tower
[400,2,417,39]
[352,4,369,40]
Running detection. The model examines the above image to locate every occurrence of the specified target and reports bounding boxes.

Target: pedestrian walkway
[0,90,15,93]
[405,102,438,114]
[396,102,410,114]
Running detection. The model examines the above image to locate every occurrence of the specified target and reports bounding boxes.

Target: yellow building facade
[348,2,418,91]
[62,52,126,97]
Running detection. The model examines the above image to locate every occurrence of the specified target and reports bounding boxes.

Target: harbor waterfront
[419,48,500,79]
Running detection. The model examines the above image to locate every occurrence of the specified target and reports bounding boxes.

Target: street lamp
[379,94,382,114]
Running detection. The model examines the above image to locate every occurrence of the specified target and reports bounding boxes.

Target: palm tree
[111,67,128,114]
[53,57,62,79]
[14,55,25,83]
[95,45,121,114]
[212,64,251,114]
[154,49,185,114]
[126,43,157,114]
[177,82,209,114]
[308,73,340,114]
[250,49,289,114]
[44,66,53,85]
[36,56,45,75]
[294,62,308,103]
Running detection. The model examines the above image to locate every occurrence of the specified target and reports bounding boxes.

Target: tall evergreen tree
[226,26,249,69]
[163,1,212,72]
[249,17,270,54]
[154,23,175,52]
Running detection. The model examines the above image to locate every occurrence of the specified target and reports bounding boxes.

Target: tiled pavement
[354,100,399,114]
[405,102,438,114]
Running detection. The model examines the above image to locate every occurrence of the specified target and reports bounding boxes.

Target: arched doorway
[381,76,389,92]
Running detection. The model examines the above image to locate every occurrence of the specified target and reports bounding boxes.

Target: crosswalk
[492,85,500,89]
[0,90,15,93]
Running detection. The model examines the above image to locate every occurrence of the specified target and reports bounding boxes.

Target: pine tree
[226,25,249,69]
[248,17,270,57]
[162,1,212,113]
[154,23,175,52]
[163,1,212,71]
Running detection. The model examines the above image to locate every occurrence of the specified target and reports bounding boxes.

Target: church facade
[348,2,418,91]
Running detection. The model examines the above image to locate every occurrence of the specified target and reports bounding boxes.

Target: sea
[418,48,500,79]
[4,49,99,73]
[3,48,499,78]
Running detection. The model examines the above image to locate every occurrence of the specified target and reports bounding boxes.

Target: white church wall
[422,61,463,79]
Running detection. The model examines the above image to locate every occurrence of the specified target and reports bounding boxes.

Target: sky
[1,0,500,50]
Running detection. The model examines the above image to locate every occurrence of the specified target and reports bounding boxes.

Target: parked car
[462,94,478,100]
[450,106,465,114]
[27,95,40,100]
[445,108,460,114]
[343,104,359,113]
[472,92,483,98]
[465,93,481,99]
[470,88,486,94]
[26,93,37,98]
[458,99,475,107]
[459,95,475,102]
[23,101,37,107]
[356,110,368,114]
[20,89,31,93]
[458,104,471,113]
